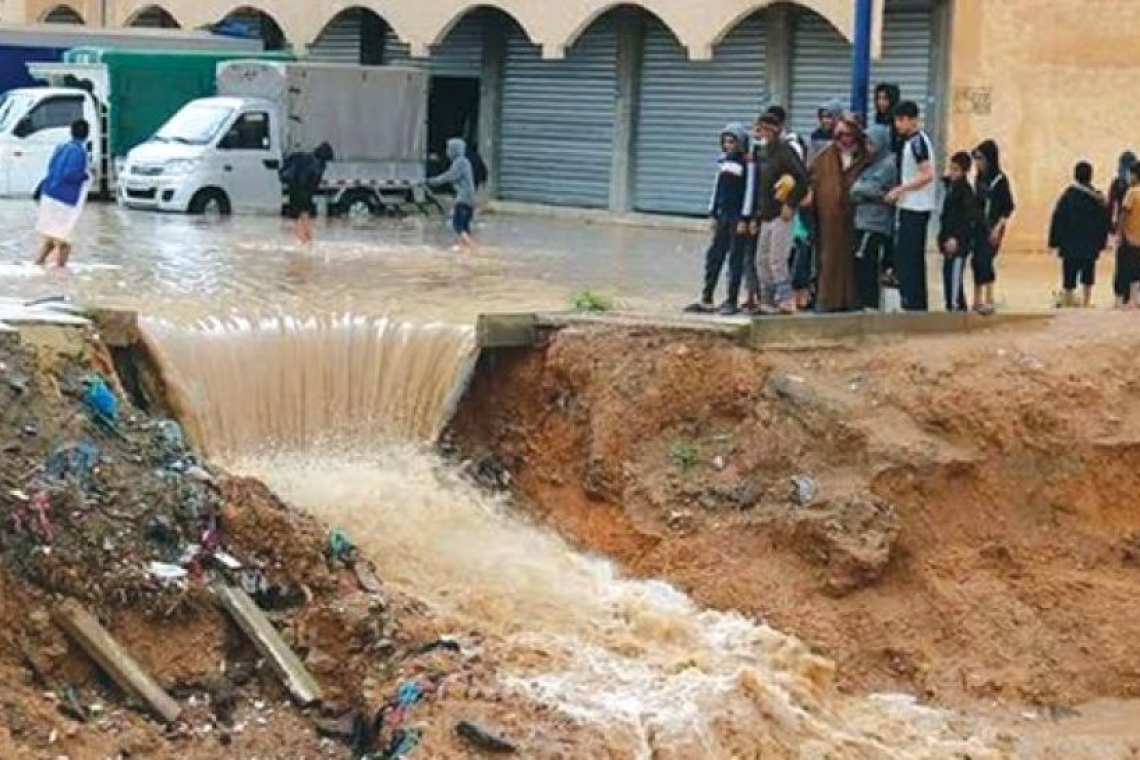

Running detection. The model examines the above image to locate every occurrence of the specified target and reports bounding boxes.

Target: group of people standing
[687,83,1016,316]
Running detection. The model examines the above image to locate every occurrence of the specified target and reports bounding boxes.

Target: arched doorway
[309,7,388,65]
[127,5,180,28]
[633,8,769,215]
[496,5,629,208]
[218,6,287,51]
[40,4,85,24]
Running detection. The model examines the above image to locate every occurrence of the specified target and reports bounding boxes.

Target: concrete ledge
[477,310,1055,349]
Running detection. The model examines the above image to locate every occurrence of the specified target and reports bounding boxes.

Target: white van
[121,61,428,216]
[0,87,97,197]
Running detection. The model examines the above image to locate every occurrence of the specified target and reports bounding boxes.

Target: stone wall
[946,0,1140,253]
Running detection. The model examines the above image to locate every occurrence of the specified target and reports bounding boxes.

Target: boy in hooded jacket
[1049,161,1110,308]
[427,137,478,252]
[938,152,977,312]
[685,124,754,313]
[850,124,899,310]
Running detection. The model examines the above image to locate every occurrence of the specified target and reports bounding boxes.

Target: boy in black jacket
[1049,161,1110,308]
[685,124,754,313]
[938,151,976,312]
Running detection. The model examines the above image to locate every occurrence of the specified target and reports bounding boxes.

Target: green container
[61,47,292,158]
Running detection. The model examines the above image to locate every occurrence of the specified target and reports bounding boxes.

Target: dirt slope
[0,323,605,759]
[449,312,1140,709]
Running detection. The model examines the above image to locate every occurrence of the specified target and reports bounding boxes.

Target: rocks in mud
[790,475,818,506]
[786,494,900,596]
[456,720,517,753]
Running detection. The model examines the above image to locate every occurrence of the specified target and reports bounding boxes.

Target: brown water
[5,200,1137,757]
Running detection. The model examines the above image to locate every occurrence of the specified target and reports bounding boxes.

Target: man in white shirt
[885,100,936,311]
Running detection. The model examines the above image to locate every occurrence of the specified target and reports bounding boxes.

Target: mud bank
[449,311,1140,710]
[0,319,602,759]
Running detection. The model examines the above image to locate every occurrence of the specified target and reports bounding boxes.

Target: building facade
[4,0,1131,252]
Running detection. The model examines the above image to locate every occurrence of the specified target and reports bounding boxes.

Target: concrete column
[608,12,645,213]
[479,18,507,198]
[764,5,794,110]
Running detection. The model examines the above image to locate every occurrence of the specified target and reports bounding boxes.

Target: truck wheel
[189,189,231,217]
[337,190,380,219]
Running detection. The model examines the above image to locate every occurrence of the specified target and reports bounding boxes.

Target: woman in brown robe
[811,117,868,312]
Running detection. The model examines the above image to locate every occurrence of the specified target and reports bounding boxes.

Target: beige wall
[947,0,1140,253]
[20,0,868,58]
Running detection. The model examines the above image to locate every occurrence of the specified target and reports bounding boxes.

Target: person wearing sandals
[972,140,1016,314]
[685,124,754,314]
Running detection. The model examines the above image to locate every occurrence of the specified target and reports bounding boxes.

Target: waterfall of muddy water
[144,316,1005,759]
[141,315,478,456]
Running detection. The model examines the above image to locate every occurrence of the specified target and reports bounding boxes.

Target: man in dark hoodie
[685,124,754,314]
[1049,161,1110,308]
[280,142,334,245]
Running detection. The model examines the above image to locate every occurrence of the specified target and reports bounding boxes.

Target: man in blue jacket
[34,119,90,268]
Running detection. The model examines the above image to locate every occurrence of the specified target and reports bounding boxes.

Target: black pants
[727,231,759,306]
[942,254,968,311]
[1115,243,1140,302]
[1062,257,1096,290]
[854,231,888,310]
[702,219,739,303]
[896,209,931,311]
[972,234,997,286]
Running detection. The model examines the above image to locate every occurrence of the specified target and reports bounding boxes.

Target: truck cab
[120,96,282,214]
[0,86,99,197]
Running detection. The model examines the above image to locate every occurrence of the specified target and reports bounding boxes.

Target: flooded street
[0,199,1084,324]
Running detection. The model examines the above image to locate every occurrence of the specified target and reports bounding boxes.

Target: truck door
[9,94,88,197]
[215,110,280,213]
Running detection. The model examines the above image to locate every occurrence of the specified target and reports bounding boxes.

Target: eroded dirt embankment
[449,312,1140,709]
[0,323,605,759]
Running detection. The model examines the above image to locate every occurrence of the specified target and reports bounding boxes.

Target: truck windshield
[152,104,234,146]
[0,93,34,134]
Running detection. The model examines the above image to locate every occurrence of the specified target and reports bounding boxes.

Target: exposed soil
[449,312,1140,710]
[0,322,606,759]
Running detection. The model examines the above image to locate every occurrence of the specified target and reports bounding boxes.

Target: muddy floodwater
[0,199,1088,322]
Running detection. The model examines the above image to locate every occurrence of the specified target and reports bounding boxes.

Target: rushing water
[141,314,1013,759]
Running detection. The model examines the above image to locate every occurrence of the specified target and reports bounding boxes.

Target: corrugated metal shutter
[873,0,934,127]
[309,10,363,63]
[498,19,617,207]
[789,0,934,136]
[384,14,483,76]
[789,11,848,138]
[633,14,767,215]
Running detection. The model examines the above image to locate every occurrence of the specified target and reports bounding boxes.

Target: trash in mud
[410,638,461,657]
[791,474,818,506]
[456,720,517,753]
[327,528,354,562]
[147,561,189,585]
[378,727,421,759]
[44,441,100,486]
[82,375,118,422]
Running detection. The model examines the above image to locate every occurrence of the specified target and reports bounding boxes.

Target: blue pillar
[851,0,874,124]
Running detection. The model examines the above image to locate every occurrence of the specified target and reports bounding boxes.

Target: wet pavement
[0,199,1094,323]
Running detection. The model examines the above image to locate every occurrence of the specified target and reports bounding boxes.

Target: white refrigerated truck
[120,61,429,215]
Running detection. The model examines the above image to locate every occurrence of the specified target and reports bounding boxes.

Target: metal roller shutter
[789,1,934,137]
[384,14,483,75]
[497,19,617,208]
[309,10,364,63]
[633,15,767,215]
[873,0,934,128]
[789,11,848,138]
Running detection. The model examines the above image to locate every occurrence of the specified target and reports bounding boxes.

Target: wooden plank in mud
[213,583,322,706]
[53,599,182,723]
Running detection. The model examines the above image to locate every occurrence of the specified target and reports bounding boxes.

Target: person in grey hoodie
[849,124,898,310]
[427,137,477,252]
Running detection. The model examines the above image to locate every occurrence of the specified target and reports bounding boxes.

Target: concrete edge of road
[476,310,1056,349]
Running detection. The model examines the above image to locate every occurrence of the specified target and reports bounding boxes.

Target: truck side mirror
[12,117,31,138]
